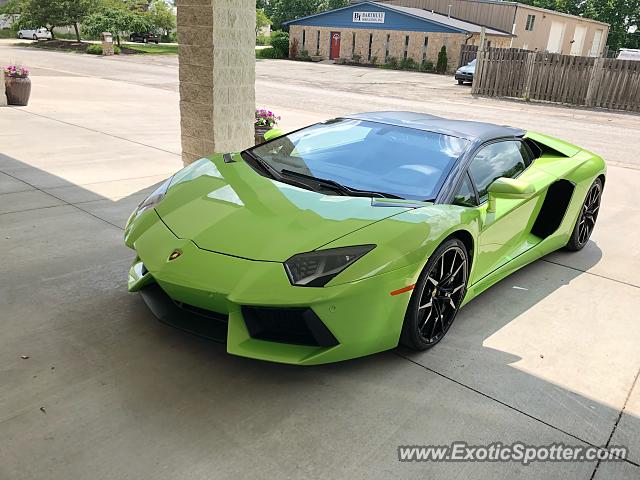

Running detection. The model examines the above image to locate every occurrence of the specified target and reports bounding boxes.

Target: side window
[453,173,477,207]
[468,141,528,203]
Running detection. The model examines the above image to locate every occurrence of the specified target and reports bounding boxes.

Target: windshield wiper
[280,169,403,199]
[242,150,281,180]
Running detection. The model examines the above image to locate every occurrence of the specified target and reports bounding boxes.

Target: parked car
[125,111,606,365]
[617,48,640,61]
[455,59,476,85]
[129,32,160,44]
[17,27,51,40]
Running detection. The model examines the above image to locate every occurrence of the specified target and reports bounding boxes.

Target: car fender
[322,204,480,286]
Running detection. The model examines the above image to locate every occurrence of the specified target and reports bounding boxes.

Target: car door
[455,140,539,284]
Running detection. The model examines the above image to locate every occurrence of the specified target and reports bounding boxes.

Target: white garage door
[570,25,586,55]
[546,21,566,53]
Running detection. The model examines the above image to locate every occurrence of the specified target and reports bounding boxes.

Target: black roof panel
[344,111,526,142]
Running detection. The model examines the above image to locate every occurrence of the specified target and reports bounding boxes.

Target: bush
[270,31,290,58]
[436,45,448,73]
[86,44,120,55]
[256,34,271,46]
[256,47,283,59]
[351,53,362,64]
[420,60,435,72]
[161,32,177,43]
[385,56,399,69]
[290,37,299,59]
[399,57,418,70]
[297,49,311,61]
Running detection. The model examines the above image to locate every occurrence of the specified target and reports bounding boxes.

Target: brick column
[177,0,256,165]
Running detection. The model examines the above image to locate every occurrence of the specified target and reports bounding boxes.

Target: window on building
[317,30,321,52]
[385,34,391,60]
[404,35,410,59]
[302,29,306,49]
[422,36,429,61]
[368,33,373,61]
[352,32,356,57]
[525,14,536,31]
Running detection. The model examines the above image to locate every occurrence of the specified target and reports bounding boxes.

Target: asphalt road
[1,42,639,480]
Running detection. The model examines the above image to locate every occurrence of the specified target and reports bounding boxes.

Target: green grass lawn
[0,29,17,39]
[121,43,178,55]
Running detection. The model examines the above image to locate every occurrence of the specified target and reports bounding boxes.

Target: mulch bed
[31,39,142,55]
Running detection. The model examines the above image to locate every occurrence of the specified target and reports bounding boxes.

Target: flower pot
[310,55,323,62]
[5,76,31,106]
[255,125,271,145]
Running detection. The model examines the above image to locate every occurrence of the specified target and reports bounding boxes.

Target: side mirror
[487,177,535,213]
[263,128,284,142]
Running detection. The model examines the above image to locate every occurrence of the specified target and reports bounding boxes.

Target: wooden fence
[472,49,640,112]
[458,44,478,68]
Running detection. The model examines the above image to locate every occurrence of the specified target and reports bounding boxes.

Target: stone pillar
[177,0,256,165]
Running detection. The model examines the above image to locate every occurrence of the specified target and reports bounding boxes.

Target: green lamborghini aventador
[125,112,605,365]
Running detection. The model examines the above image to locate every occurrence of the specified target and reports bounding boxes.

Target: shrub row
[86,44,121,55]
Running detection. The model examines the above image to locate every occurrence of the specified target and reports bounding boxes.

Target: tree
[436,45,448,73]
[263,0,349,30]
[145,0,175,35]
[14,0,67,39]
[256,8,272,36]
[3,0,99,41]
[64,0,100,42]
[319,0,349,10]
[265,0,321,30]
[83,6,151,46]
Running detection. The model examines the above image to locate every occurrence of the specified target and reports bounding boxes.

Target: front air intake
[241,306,339,347]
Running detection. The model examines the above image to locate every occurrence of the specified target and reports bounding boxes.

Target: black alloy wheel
[566,178,602,251]
[401,238,469,350]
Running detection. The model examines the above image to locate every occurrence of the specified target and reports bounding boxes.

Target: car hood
[154,155,413,262]
[458,65,475,74]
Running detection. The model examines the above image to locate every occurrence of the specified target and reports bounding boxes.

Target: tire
[565,178,603,251]
[33,34,37,40]
[457,79,464,85]
[143,38,147,44]
[18,33,23,39]
[400,238,469,351]
[155,41,159,45]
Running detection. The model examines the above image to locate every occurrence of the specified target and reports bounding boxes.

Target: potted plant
[3,65,31,106]
[311,50,323,62]
[255,108,280,145]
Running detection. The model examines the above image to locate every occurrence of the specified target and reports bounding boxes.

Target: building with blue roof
[283,1,513,71]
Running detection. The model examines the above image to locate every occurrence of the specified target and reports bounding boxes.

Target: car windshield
[248,119,469,200]
[468,59,476,66]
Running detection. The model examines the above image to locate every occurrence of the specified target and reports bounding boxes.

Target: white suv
[17,28,52,40]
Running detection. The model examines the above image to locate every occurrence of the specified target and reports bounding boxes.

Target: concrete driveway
[1,44,639,479]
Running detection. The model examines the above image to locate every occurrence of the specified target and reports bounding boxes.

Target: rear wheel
[33,34,37,40]
[400,238,469,351]
[566,178,603,251]
[18,32,23,39]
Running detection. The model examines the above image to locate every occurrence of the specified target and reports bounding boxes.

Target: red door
[330,32,341,59]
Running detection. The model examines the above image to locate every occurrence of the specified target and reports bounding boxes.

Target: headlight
[284,245,375,287]
[135,177,172,216]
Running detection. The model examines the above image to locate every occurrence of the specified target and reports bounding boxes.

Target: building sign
[352,11,386,24]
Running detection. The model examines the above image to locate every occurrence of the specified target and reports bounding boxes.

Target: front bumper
[128,216,419,365]
[455,73,473,81]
